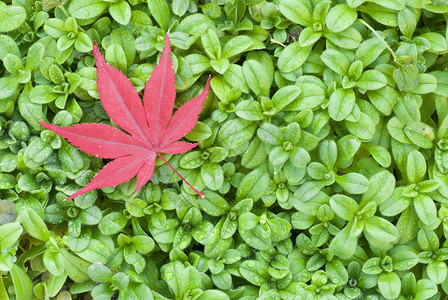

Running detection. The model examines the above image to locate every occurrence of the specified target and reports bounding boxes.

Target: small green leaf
[278,42,312,73]
[326,4,357,33]
[10,265,32,300]
[336,173,369,194]
[377,272,401,299]
[328,88,356,121]
[330,194,358,221]
[0,6,26,32]
[98,212,128,235]
[68,0,108,19]
[109,1,131,25]
[147,0,170,31]
[19,207,50,242]
[278,0,313,26]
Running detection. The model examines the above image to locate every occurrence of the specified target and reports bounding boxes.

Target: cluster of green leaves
[2,0,448,299]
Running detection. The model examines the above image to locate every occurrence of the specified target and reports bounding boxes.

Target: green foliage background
[2,0,448,298]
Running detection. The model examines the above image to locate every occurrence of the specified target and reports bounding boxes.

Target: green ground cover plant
[2,0,448,298]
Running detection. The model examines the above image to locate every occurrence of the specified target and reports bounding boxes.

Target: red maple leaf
[39,34,210,200]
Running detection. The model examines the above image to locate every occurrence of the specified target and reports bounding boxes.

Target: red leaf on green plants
[40,34,210,200]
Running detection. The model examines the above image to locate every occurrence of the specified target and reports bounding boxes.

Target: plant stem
[359,19,398,63]
[157,153,206,199]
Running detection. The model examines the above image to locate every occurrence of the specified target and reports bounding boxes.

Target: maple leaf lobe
[40,34,210,200]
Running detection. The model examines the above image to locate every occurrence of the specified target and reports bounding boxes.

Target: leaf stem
[359,19,398,63]
[157,153,206,199]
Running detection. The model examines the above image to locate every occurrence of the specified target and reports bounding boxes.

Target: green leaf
[243,60,271,97]
[59,141,84,174]
[269,146,290,169]
[404,122,435,149]
[321,49,350,76]
[183,266,201,291]
[236,168,270,201]
[326,259,349,285]
[218,119,257,155]
[200,162,224,190]
[0,77,18,100]
[10,265,32,300]
[272,85,301,112]
[396,206,419,245]
[29,85,58,104]
[363,216,398,243]
[19,207,49,242]
[68,0,108,19]
[431,71,448,97]
[210,58,230,74]
[414,194,437,225]
[60,248,90,283]
[223,64,248,93]
[0,6,26,32]
[131,236,154,254]
[328,88,356,121]
[336,173,369,194]
[398,7,418,38]
[393,64,419,92]
[75,32,93,53]
[365,145,391,167]
[367,0,405,10]
[326,4,357,33]
[415,279,438,299]
[391,248,418,271]
[0,223,22,249]
[0,35,20,60]
[355,37,386,67]
[362,171,395,206]
[420,32,448,53]
[362,257,383,275]
[109,1,131,25]
[298,27,322,47]
[278,0,313,26]
[43,249,64,276]
[293,181,326,204]
[427,261,447,284]
[239,212,259,230]
[406,150,426,183]
[394,93,420,124]
[362,3,398,26]
[377,272,401,299]
[356,70,387,90]
[329,224,358,259]
[147,0,170,31]
[410,73,437,94]
[330,194,358,221]
[98,212,128,235]
[278,42,312,73]
[79,206,102,225]
[199,191,230,216]
[235,100,265,121]
[172,0,189,16]
[221,36,253,59]
[257,123,283,145]
[324,26,362,49]
[387,117,412,144]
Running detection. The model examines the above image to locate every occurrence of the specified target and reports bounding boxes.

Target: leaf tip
[92,41,105,66]
[163,33,171,58]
